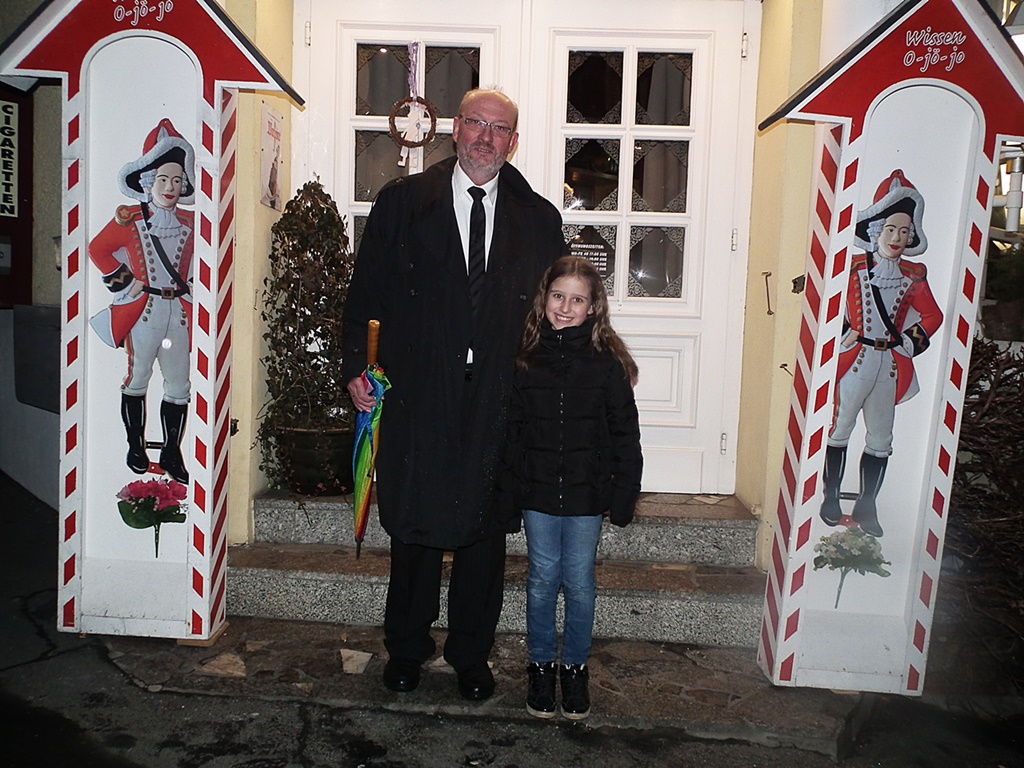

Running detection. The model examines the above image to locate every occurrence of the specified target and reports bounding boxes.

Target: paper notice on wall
[260,102,283,211]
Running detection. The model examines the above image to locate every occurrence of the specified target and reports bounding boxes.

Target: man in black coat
[342,88,566,700]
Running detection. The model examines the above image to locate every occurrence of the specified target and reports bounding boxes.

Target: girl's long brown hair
[517,256,638,382]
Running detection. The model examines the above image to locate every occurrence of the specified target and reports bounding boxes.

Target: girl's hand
[609,507,634,528]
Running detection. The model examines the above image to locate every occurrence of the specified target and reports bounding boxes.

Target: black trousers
[383,531,506,672]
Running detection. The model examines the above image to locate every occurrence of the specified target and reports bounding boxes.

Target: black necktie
[468,186,486,317]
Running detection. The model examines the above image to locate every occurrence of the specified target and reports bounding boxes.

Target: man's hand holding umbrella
[349,320,391,556]
[347,372,379,412]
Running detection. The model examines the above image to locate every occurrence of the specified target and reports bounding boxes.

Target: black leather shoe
[457,663,495,701]
[382,658,420,692]
[526,662,557,718]
[560,663,591,720]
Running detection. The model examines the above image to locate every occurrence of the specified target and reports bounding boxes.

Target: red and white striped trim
[903,139,992,692]
[758,123,856,682]
[184,87,237,639]
[58,86,86,632]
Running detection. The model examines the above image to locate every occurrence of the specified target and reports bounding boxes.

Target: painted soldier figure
[89,118,195,484]
[820,169,943,537]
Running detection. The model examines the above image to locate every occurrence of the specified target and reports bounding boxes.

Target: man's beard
[457,139,505,180]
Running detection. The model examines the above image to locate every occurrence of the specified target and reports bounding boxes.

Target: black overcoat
[341,157,565,548]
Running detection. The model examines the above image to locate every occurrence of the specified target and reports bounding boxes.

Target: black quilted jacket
[503,319,642,526]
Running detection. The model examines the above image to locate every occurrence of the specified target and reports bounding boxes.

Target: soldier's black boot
[819,445,847,526]
[121,394,149,474]
[159,401,189,484]
[852,453,887,537]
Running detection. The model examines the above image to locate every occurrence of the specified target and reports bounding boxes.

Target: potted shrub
[982,187,1024,341]
[257,180,355,495]
[981,239,1024,341]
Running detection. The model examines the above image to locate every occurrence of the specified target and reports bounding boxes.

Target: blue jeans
[522,509,603,666]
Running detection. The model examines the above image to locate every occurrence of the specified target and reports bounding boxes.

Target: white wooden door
[293,0,760,493]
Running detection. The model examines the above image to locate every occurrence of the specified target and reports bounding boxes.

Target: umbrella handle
[367,319,381,367]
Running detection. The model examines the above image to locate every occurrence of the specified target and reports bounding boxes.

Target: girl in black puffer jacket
[504,256,642,722]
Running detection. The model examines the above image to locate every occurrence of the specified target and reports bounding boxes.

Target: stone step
[253,492,758,567]
[227,543,766,647]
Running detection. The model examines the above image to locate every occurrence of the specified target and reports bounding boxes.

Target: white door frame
[292,0,761,494]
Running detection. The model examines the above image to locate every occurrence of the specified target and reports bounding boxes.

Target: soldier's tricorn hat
[854,169,927,257]
[118,118,196,205]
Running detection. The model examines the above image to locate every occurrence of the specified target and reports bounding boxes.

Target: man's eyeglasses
[458,116,514,137]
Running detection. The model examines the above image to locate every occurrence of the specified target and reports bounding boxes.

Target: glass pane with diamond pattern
[564,138,620,211]
[423,132,456,168]
[632,140,688,212]
[354,130,404,202]
[567,50,624,124]
[628,226,684,298]
[564,223,618,296]
[424,47,480,118]
[352,215,368,259]
[356,45,411,116]
[355,130,456,202]
[636,52,692,126]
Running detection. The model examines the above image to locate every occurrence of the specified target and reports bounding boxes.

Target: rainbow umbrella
[352,320,390,556]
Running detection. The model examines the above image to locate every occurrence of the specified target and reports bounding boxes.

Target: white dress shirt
[452,163,499,270]
[452,164,499,364]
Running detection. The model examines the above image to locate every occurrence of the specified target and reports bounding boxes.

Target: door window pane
[355,130,456,201]
[352,215,367,258]
[354,130,403,202]
[564,138,620,211]
[629,225,684,298]
[567,51,623,124]
[423,132,456,168]
[425,47,480,118]
[636,52,692,126]
[356,45,411,116]
[632,140,688,213]
[565,224,617,296]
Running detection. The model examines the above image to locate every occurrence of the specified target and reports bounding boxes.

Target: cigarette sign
[0,101,17,218]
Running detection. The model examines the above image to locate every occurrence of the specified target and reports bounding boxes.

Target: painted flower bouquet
[116,479,188,557]
[813,527,892,608]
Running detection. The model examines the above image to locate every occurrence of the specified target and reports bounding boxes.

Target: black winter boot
[853,453,887,537]
[120,394,149,474]
[819,445,847,526]
[526,662,557,719]
[159,401,189,484]
[560,664,591,721]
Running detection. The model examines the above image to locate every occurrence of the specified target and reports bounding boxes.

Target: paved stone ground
[105,618,863,758]
[4,469,1023,767]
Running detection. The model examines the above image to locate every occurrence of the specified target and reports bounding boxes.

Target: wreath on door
[387,96,438,149]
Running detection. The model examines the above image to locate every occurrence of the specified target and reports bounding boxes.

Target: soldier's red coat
[836,254,943,404]
[88,205,194,348]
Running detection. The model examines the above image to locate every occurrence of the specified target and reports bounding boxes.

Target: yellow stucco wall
[224,0,294,545]
[737,0,824,568]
